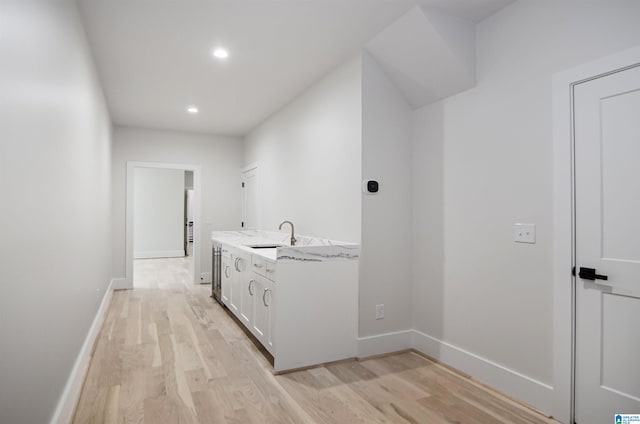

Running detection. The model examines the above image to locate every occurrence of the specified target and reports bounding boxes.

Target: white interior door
[241,166,258,230]
[574,64,640,423]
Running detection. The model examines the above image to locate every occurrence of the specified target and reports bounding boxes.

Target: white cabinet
[228,256,240,314]
[222,248,249,319]
[240,272,254,326]
[212,232,358,373]
[250,273,274,354]
[252,274,268,341]
[220,250,232,305]
[220,245,274,353]
[230,252,248,317]
[265,278,275,353]
[249,254,276,355]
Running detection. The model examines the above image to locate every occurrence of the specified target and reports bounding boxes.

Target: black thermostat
[364,180,379,193]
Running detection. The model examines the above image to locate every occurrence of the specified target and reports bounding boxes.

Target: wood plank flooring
[74,259,558,424]
[132,242,192,289]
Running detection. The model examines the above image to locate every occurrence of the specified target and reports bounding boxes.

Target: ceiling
[78,0,513,136]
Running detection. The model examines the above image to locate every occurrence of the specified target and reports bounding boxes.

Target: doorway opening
[125,161,202,289]
[185,170,194,258]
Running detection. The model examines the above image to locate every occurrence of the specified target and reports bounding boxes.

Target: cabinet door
[229,255,242,314]
[221,256,232,305]
[252,275,268,345]
[252,275,274,354]
[240,272,255,326]
[266,279,275,354]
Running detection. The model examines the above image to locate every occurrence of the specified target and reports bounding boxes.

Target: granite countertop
[212,230,360,263]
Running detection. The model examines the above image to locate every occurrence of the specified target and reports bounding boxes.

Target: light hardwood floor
[133,243,193,289]
[74,258,558,424]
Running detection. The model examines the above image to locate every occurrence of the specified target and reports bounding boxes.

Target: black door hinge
[241,221,244,228]
[242,182,245,188]
[572,266,576,276]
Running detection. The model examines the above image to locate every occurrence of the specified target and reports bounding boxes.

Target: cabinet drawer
[265,261,276,281]
[252,256,276,280]
[251,255,267,276]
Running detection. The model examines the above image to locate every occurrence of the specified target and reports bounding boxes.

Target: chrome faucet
[278,220,297,246]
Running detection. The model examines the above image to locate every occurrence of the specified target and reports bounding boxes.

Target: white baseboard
[50,279,114,424]
[200,272,211,283]
[411,330,553,414]
[111,277,131,290]
[356,330,413,358]
[134,250,184,259]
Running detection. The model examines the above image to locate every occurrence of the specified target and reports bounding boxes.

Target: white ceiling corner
[365,6,476,109]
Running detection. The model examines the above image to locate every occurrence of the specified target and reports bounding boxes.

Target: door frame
[125,161,203,287]
[552,45,640,424]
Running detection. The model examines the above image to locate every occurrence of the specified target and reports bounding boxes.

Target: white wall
[0,1,112,423]
[112,126,243,280]
[243,52,413,340]
[360,53,413,337]
[134,168,185,258]
[411,0,640,412]
[411,102,444,339]
[243,55,362,242]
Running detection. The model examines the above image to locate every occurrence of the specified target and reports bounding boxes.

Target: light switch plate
[514,223,536,244]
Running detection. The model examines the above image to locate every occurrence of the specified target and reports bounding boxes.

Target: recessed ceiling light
[186,106,199,114]
[212,48,229,59]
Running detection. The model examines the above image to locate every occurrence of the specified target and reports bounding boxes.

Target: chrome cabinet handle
[235,257,245,272]
[248,279,255,295]
[234,257,240,271]
[224,266,231,278]
[262,288,271,307]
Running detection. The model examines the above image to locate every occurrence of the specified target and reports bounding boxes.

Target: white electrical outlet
[514,223,536,244]
[375,304,384,320]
